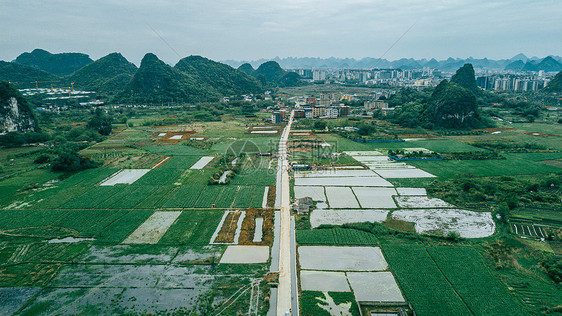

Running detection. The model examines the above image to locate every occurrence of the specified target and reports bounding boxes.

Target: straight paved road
[276,111,295,315]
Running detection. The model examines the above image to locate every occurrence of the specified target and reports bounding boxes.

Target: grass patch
[384,218,415,232]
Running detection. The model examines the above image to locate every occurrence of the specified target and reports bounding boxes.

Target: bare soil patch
[238,209,274,246]
[214,211,242,243]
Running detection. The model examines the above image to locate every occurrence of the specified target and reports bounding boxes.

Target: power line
[146,23,182,60]
[373,22,416,68]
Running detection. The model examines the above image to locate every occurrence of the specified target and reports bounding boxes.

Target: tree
[87,109,113,135]
[51,144,99,172]
[313,120,327,130]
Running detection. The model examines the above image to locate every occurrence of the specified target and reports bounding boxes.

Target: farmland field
[426,246,525,315]
[297,228,379,246]
[382,244,528,316]
[381,244,473,316]
[159,210,223,246]
[408,155,560,178]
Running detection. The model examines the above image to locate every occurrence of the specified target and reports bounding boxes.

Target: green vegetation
[382,244,473,315]
[117,53,220,104]
[14,48,93,76]
[175,55,263,95]
[408,156,559,178]
[544,69,562,92]
[246,61,304,87]
[382,244,526,316]
[159,210,223,245]
[300,291,360,316]
[67,52,137,96]
[0,61,59,88]
[450,63,479,95]
[296,227,379,246]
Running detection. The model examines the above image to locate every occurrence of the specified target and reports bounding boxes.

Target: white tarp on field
[396,187,427,196]
[325,187,360,208]
[391,209,496,238]
[220,245,270,263]
[300,271,350,292]
[294,186,326,202]
[347,272,405,302]
[352,187,397,208]
[374,169,436,178]
[395,196,454,208]
[295,169,378,178]
[100,169,151,186]
[310,209,389,228]
[298,246,388,271]
[250,130,278,134]
[190,156,214,169]
[295,177,393,187]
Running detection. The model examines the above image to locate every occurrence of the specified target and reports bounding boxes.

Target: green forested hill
[0,61,60,88]
[67,53,137,95]
[252,61,303,87]
[450,63,479,94]
[544,70,562,92]
[175,56,263,95]
[14,49,93,76]
[238,63,255,76]
[116,53,220,104]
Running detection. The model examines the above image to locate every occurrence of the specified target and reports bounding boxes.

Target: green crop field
[159,210,224,245]
[134,167,185,185]
[60,185,123,209]
[382,244,473,316]
[297,228,379,246]
[0,209,152,243]
[135,185,180,209]
[426,246,525,315]
[408,155,560,178]
[232,185,255,208]
[158,155,202,169]
[214,186,239,208]
[161,185,204,208]
[53,209,129,237]
[382,244,529,316]
[94,210,153,243]
[0,209,69,230]
[250,186,266,208]
[231,168,276,186]
[194,185,223,208]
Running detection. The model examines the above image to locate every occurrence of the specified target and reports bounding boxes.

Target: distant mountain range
[0,49,287,103]
[222,54,562,72]
[1,49,561,104]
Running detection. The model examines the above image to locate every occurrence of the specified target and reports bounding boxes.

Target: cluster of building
[271,104,351,122]
[476,72,551,92]
[293,68,442,88]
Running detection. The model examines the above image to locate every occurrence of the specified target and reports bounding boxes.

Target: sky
[0,0,561,66]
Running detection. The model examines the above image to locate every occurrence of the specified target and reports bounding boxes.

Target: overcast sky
[1,0,560,65]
